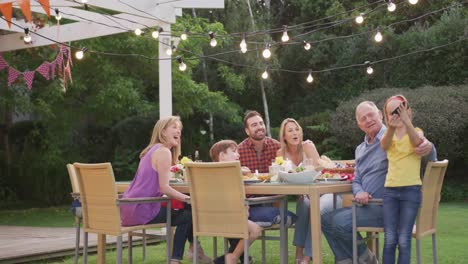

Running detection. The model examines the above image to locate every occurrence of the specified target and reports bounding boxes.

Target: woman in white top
[276,118,340,264]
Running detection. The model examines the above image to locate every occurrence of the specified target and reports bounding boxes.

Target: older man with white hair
[321,101,436,264]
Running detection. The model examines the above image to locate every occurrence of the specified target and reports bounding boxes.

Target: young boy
[210,140,262,264]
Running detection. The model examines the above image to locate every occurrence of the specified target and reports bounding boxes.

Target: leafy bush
[331,85,468,167]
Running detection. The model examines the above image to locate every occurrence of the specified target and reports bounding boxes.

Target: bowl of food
[278,170,321,184]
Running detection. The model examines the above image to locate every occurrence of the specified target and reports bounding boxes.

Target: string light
[262,43,271,59]
[209,32,217,47]
[23,28,32,43]
[54,9,62,21]
[387,1,396,12]
[134,28,142,36]
[152,27,163,39]
[281,25,289,42]
[176,56,187,71]
[365,61,374,75]
[374,29,383,42]
[80,0,88,3]
[180,30,188,41]
[306,70,313,83]
[166,45,176,56]
[240,34,247,53]
[75,47,87,60]
[261,67,269,79]
[355,13,365,24]
[408,0,418,5]
[303,40,311,51]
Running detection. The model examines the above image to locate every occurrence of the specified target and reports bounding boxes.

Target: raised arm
[399,106,423,147]
[153,147,190,201]
[380,126,395,151]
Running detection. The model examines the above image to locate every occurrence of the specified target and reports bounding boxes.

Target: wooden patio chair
[351,159,449,264]
[185,161,288,264]
[73,162,173,264]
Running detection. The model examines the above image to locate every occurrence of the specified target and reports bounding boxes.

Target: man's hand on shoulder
[354,191,372,205]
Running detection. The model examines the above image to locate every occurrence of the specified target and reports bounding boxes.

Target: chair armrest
[352,198,383,206]
[246,195,286,206]
[117,196,171,205]
[70,192,80,200]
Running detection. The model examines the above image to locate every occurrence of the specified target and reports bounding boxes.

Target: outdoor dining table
[96,181,352,264]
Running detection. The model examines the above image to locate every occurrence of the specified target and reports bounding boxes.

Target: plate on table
[243,179,261,184]
[315,178,347,182]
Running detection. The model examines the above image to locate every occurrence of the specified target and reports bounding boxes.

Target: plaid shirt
[238,137,281,173]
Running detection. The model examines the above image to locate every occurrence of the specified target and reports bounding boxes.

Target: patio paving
[0,225,165,264]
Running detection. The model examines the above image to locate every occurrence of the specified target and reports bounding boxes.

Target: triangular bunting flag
[50,59,56,79]
[37,0,50,17]
[16,0,32,23]
[8,67,21,86]
[0,53,8,71]
[23,71,35,90]
[36,62,50,80]
[0,3,13,28]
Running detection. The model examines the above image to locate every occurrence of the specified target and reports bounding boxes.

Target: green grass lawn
[1,202,467,263]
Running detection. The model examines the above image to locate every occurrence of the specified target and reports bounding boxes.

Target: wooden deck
[0,226,165,264]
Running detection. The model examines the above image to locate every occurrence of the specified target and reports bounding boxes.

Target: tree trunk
[246,0,272,136]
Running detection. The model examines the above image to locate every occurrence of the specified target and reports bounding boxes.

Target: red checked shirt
[238,137,281,173]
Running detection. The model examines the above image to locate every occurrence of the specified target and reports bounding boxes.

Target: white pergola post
[159,23,172,118]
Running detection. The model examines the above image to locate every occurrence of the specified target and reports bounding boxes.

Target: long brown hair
[278,118,304,158]
[140,116,182,165]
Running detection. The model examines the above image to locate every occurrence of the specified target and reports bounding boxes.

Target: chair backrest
[414,159,449,238]
[185,161,249,240]
[73,162,122,235]
[67,164,80,194]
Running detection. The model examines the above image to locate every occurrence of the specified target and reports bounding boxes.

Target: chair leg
[83,232,88,264]
[193,236,198,264]
[166,204,172,264]
[224,238,228,255]
[261,230,266,264]
[116,236,123,264]
[128,232,133,264]
[213,237,218,259]
[244,239,249,264]
[280,197,288,264]
[416,238,421,264]
[352,204,358,264]
[74,218,80,264]
[432,234,438,264]
[376,234,380,261]
[142,229,146,261]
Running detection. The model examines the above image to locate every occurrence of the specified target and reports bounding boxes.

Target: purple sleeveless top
[120,144,163,226]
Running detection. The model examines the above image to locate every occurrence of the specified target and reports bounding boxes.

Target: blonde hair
[383,94,412,125]
[278,118,304,157]
[140,116,182,165]
[210,140,238,162]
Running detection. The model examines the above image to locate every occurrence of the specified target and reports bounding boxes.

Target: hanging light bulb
[80,0,88,3]
[75,47,87,60]
[240,34,247,53]
[281,25,289,42]
[134,28,142,36]
[180,30,188,41]
[387,1,396,12]
[177,56,187,71]
[306,70,314,83]
[408,0,418,5]
[152,27,163,39]
[374,29,383,42]
[364,61,374,75]
[209,32,217,47]
[166,45,175,56]
[303,40,311,51]
[355,13,365,24]
[261,67,269,79]
[55,9,62,21]
[262,43,271,59]
[23,28,32,43]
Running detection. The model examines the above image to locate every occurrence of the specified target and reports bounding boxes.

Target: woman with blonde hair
[277,118,339,264]
[120,116,211,264]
